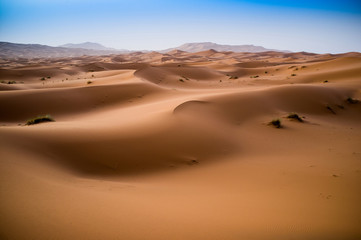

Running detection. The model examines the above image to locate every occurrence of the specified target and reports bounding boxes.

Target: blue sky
[1,0,361,53]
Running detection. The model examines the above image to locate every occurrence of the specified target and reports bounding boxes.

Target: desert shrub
[179,79,184,82]
[323,80,328,83]
[7,81,16,84]
[40,77,46,81]
[291,74,297,76]
[187,159,199,165]
[87,81,92,84]
[346,97,359,104]
[250,75,259,78]
[287,113,303,122]
[326,105,336,114]
[26,115,55,125]
[229,76,238,79]
[269,119,282,128]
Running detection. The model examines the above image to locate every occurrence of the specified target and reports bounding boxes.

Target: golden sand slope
[1,51,361,239]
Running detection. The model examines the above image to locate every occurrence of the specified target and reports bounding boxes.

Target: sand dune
[1,51,361,239]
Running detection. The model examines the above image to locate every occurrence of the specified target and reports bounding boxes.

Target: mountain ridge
[0,42,127,59]
[0,41,290,59]
[59,42,120,51]
[160,42,290,53]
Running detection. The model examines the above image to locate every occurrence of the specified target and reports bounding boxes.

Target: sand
[1,50,361,239]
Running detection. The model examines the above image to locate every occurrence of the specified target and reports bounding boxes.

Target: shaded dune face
[0,82,162,122]
[134,65,225,88]
[34,123,236,176]
[3,82,358,177]
[1,51,361,239]
[2,108,237,177]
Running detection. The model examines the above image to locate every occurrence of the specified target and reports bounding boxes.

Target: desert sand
[1,50,361,239]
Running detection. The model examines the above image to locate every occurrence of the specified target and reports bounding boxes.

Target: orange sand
[1,50,361,239]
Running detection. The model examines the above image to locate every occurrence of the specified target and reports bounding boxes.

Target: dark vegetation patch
[269,119,282,128]
[346,97,359,104]
[326,105,336,114]
[26,115,55,125]
[287,113,303,122]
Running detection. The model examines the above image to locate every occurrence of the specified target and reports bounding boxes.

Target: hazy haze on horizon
[1,0,361,53]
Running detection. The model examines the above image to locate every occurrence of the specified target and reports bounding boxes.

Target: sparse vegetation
[26,115,55,125]
[87,81,92,84]
[179,79,184,82]
[323,80,328,83]
[0,80,16,84]
[337,105,345,109]
[229,76,238,79]
[287,113,303,122]
[346,97,359,104]
[291,74,297,76]
[250,75,259,78]
[264,71,268,74]
[40,77,46,81]
[326,105,336,114]
[188,159,199,165]
[47,76,51,79]
[269,119,282,128]
[288,66,297,69]
[301,66,307,69]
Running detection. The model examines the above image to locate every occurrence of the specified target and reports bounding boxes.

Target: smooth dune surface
[1,50,361,239]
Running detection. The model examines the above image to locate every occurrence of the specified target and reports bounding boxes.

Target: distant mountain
[0,42,128,59]
[0,41,289,59]
[160,42,289,53]
[59,42,117,51]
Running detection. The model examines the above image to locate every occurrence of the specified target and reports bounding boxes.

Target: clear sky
[1,0,361,53]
